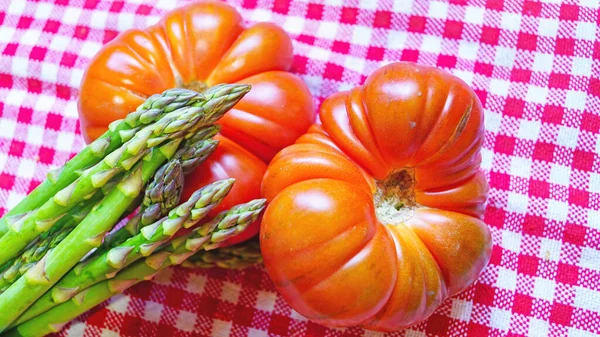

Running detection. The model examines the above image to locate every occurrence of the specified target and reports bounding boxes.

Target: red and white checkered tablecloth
[0,0,599,336]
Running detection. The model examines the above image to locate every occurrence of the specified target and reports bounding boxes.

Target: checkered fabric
[0,0,599,336]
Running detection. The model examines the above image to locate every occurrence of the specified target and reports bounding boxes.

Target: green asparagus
[0,192,102,292]
[0,89,206,239]
[0,140,180,329]
[13,179,234,323]
[5,200,266,337]
[0,84,250,267]
[0,84,250,329]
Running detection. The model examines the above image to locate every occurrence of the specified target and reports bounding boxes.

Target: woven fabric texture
[0,0,599,336]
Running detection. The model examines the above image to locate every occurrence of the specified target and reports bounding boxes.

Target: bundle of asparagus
[5,199,266,337]
[0,84,269,335]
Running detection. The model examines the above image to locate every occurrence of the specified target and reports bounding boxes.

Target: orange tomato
[77,1,315,246]
[260,62,492,331]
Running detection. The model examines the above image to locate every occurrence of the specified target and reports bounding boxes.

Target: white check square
[533,277,556,301]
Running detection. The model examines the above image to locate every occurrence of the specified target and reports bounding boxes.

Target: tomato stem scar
[374,168,417,224]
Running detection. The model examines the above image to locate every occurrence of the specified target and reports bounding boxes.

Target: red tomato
[260,62,492,331]
[77,1,315,246]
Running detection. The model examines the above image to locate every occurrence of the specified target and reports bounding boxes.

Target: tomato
[260,62,492,331]
[78,1,315,246]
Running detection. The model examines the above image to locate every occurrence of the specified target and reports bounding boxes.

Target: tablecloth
[0,0,599,336]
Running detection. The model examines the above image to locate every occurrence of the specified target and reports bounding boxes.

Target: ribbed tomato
[260,62,492,331]
[77,1,315,246]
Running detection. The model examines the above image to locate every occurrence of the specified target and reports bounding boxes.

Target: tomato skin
[78,1,315,246]
[262,179,397,327]
[219,71,315,163]
[260,62,492,331]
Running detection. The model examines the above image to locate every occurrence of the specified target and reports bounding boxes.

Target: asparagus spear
[0,193,102,293]
[0,174,121,290]
[181,238,262,269]
[141,160,185,224]
[0,84,250,267]
[0,200,91,275]
[0,89,206,239]
[0,84,250,329]
[0,229,70,292]
[5,200,266,337]
[14,179,234,323]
